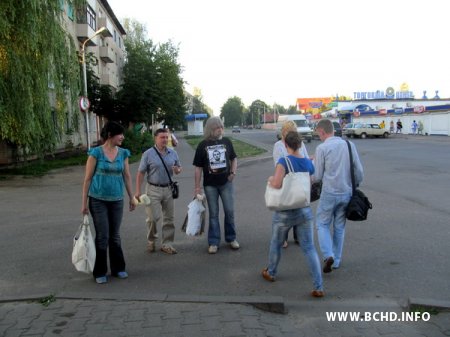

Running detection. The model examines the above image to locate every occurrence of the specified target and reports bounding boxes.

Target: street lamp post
[81,26,106,150]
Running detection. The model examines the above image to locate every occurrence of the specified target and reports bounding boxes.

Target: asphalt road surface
[1,130,449,311]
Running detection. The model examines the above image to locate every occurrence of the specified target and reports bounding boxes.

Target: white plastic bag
[72,215,96,274]
[186,198,206,236]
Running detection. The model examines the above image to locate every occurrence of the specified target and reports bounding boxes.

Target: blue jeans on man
[89,197,125,278]
[316,192,352,269]
[204,181,236,246]
[267,207,323,291]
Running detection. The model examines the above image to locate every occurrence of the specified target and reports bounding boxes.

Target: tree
[0,0,83,158]
[248,100,268,125]
[220,97,244,127]
[286,105,299,114]
[117,20,185,129]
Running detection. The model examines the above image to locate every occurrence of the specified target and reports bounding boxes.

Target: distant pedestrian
[193,116,239,254]
[411,120,418,135]
[81,121,135,284]
[418,120,424,135]
[313,119,364,273]
[167,128,178,148]
[262,131,324,298]
[396,119,403,134]
[379,120,385,129]
[389,120,395,133]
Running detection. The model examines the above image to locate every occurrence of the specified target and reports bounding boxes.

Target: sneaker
[147,241,155,253]
[208,245,218,254]
[161,245,177,254]
[261,268,275,282]
[282,240,288,248]
[115,271,128,279]
[95,276,107,284]
[311,290,325,298]
[323,257,334,273]
[230,240,240,250]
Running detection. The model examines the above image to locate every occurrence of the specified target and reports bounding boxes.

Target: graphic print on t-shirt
[207,144,227,174]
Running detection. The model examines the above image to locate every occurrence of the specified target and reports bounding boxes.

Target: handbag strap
[153,146,173,184]
[345,140,356,193]
[284,155,294,174]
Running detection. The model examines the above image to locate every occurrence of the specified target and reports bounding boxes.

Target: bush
[122,130,154,156]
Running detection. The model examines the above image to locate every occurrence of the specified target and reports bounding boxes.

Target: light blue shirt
[313,137,364,195]
[138,146,180,185]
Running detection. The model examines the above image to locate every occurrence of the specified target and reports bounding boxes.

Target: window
[86,5,96,30]
[67,1,74,20]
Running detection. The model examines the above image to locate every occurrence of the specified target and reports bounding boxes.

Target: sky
[107,0,449,115]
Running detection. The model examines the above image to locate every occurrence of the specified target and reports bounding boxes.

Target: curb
[0,292,285,314]
[408,297,450,313]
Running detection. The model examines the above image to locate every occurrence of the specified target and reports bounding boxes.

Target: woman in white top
[272,120,309,248]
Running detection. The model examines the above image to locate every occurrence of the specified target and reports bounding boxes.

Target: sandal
[161,245,177,254]
[261,268,275,282]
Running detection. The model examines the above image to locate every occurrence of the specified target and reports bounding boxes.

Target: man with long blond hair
[193,117,239,254]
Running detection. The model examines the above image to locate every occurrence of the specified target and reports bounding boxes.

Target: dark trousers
[89,197,125,278]
[284,226,298,242]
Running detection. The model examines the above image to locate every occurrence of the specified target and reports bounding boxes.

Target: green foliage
[38,294,56,307]
[0,0,83,157]
[0,151,87,177]
[117,20,186,129]
[220,97,245,127]
[121,129,154,156]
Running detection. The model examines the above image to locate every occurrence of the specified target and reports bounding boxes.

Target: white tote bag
[265,156,311,211]
[72,215,96,274]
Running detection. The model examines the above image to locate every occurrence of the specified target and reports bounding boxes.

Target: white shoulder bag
[72,215,96,274]
[265,156,311,211]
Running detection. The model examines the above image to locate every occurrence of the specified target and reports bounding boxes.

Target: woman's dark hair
[100,121,125,140]
[284,131,302,150]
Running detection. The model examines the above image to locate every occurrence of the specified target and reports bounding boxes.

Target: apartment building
[62,0,126,150]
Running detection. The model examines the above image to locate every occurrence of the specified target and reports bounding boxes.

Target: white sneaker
[230,240,240,250]
[208,245,218,254]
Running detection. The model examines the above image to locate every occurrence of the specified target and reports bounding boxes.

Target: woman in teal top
[81,121,135,284]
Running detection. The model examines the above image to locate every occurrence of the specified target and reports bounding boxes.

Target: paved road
[1,131,449,336]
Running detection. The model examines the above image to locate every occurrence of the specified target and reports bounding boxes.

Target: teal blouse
[88,146,131,201]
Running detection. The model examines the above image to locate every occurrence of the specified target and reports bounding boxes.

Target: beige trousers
[145,184,175,245]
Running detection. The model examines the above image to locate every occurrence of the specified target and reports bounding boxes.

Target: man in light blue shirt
[313,119,364,273]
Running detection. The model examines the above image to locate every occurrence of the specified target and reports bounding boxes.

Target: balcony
[77,24,98,46]
[99,46,114,63]
[100,73,118,90]
[97,17,113,38]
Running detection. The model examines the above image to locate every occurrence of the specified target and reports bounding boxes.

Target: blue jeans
[204,181,236,246]
[267,207,323,291]
[89,197,125,278]
[316,192,352,268]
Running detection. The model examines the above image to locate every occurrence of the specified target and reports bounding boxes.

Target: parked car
[311,121,342,139]
[255,124,262,129]
[345,123,390,139]
[231,125,241,133]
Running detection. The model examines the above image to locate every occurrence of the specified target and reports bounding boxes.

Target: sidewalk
[1,134,450,336]
[1,296,449,336]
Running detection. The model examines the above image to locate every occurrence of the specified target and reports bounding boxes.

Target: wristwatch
[230,171,236,175]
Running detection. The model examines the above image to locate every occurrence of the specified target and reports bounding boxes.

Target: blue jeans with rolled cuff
[204,181,236,247]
